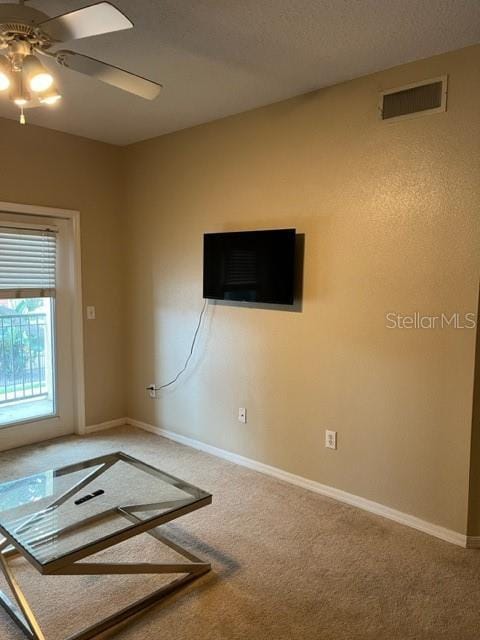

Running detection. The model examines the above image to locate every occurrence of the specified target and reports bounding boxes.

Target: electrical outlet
[148,384,156,399]
[238,407,247,424]
[325,430,337,450]
[86,306,96,320]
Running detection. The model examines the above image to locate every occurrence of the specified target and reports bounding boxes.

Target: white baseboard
[126,418,468,548]
[467,536,480,549]
[84,417,127,434]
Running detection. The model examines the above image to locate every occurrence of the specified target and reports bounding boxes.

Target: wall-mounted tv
[203,229,296,305]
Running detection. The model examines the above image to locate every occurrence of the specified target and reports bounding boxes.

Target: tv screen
[203,229,296,305]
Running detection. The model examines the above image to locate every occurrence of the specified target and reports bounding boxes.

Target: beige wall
[125,45,480,535]
[0,117,126,426]
[468,289,480,536]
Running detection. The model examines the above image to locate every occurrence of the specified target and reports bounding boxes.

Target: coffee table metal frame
[0,451,212,640]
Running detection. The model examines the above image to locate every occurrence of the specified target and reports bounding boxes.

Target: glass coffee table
[0,451,212,640]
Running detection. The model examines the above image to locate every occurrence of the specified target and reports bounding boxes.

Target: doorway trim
[0,200,86,435]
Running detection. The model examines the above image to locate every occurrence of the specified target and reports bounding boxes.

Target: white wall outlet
[238,407,247,424]
[325,430,337,450]
[86,306,96,320]
[148,384,156,399]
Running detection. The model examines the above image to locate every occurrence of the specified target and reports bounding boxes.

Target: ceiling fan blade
[39,2,133,43]
[56,51,162,100]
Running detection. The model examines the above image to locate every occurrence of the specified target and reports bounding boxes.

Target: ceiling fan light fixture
[0,1,161,125]
[0,56,11,92]
[23,55,54,93]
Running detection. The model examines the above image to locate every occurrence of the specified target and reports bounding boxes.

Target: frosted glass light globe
[30,72,53,93]
[0,72,10,91]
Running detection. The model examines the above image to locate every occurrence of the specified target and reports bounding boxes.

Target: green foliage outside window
[0,299,46,395]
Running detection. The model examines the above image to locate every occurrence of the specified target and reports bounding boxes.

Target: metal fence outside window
[0,313,47,404]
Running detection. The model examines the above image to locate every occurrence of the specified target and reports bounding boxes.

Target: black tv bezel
[203,228,296,306]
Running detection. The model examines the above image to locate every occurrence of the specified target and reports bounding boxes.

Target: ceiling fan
[0,0,162,123]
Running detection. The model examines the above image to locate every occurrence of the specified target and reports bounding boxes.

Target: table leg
[0,531,210,640]
[0,545,46,640]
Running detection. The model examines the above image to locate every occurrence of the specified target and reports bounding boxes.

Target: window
[0,225,57,426]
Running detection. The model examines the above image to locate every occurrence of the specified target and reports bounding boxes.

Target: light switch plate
[86,306,96,320]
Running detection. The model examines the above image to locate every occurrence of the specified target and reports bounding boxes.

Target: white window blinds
[0,226,57,299]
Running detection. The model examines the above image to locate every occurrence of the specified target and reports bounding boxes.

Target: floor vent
[380,76,447,122]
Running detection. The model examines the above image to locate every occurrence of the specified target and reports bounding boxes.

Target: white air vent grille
[380,76,447,122]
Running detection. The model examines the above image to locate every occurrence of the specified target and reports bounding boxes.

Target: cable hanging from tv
[146,299,208,393]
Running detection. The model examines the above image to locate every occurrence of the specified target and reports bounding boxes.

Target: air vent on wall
[379,76,447,122]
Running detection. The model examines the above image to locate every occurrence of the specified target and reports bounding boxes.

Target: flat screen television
[203,228,296,305]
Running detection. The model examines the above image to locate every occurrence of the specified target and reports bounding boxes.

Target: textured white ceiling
[0,0,479,145]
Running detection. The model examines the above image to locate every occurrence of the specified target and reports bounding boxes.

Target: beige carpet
[0,425,479,640]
